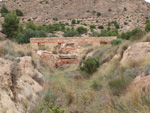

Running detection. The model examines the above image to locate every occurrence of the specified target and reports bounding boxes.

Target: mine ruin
[30,37,116,68]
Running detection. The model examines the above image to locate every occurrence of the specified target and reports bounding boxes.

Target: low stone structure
[31,37,116,68]
[30,37,117,50]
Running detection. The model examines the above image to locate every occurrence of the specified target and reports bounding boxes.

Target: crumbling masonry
[30,37,117,68]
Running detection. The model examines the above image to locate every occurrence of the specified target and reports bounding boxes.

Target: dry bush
[0,40,32,60]
[141,32,150,42]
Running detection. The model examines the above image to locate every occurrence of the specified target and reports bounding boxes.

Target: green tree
[0,5,9,16]
[98,25,104,29]
[2,12,19,38]
[26,21,37,31]
[16,9,23,16]
[76,26,87,35]
[17,29,46,44]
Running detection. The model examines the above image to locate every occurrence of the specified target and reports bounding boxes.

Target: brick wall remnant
[30,37,117,50]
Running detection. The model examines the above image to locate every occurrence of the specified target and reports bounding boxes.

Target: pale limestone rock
[121,42,150,65]
[0,56,44,113]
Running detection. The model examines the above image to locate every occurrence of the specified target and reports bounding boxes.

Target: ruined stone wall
[30,37,117,50]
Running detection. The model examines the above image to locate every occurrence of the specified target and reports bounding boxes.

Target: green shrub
[109,76,133,96]
[44,90,57,103]
[107,26,111,31]
[71,19,76,24]
[2,12,19,38]
[63,30,79,37]
[107,30,118,36]
[90,25,96,29]
[77,20,80,24]
[15,9,23,16]
[65,23,69,25]
[80,57,99,74]
[100,29,108,36]
[111,39,122,46]
[76,26,87,35]
[145,21,150,32]
[90,31,100,37]
[49,34,58,37]
[124,69,136,78]
[97,12,101,17]
[118,28,145,40]
[114,21,120,29]
[52,50,57,54]
[26,21,37,31]
[53,18,58,21]
[91,80,102,90]
[40,102,64,113]
[92,10,96,14]
[108,22,111,26]
[0,5,9,17]
[98,25,104,29]
[17,29,46,43]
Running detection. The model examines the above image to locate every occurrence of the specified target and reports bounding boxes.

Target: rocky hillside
[0,56,44,113]
[0,0,150,32]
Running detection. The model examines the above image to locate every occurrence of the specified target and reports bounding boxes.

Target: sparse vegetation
[2,2,150,113]
[111,39,122,46]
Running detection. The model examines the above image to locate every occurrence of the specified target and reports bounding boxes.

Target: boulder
[121,42,150,65]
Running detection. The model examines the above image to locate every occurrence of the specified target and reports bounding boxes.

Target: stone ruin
[30,37,116,68]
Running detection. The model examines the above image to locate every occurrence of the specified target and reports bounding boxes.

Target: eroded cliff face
[0,56,44,113]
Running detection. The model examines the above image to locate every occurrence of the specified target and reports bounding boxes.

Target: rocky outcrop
[0,56,44,113]
[121,42,150,65]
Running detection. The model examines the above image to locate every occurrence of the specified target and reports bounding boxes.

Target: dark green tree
[2,12,19,38]
[0,5,9,17]
[76,26,87,35]
[16,9,23,16]
[26,21,37,31]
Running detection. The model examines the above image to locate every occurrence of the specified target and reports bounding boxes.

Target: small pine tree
[2,12,19,38]
[0,5,9,17]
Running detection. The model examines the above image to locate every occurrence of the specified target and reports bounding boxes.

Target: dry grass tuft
[141,33,150,42]
[0,40,32,60]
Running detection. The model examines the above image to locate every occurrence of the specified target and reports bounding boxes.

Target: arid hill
[0,0,150,32]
